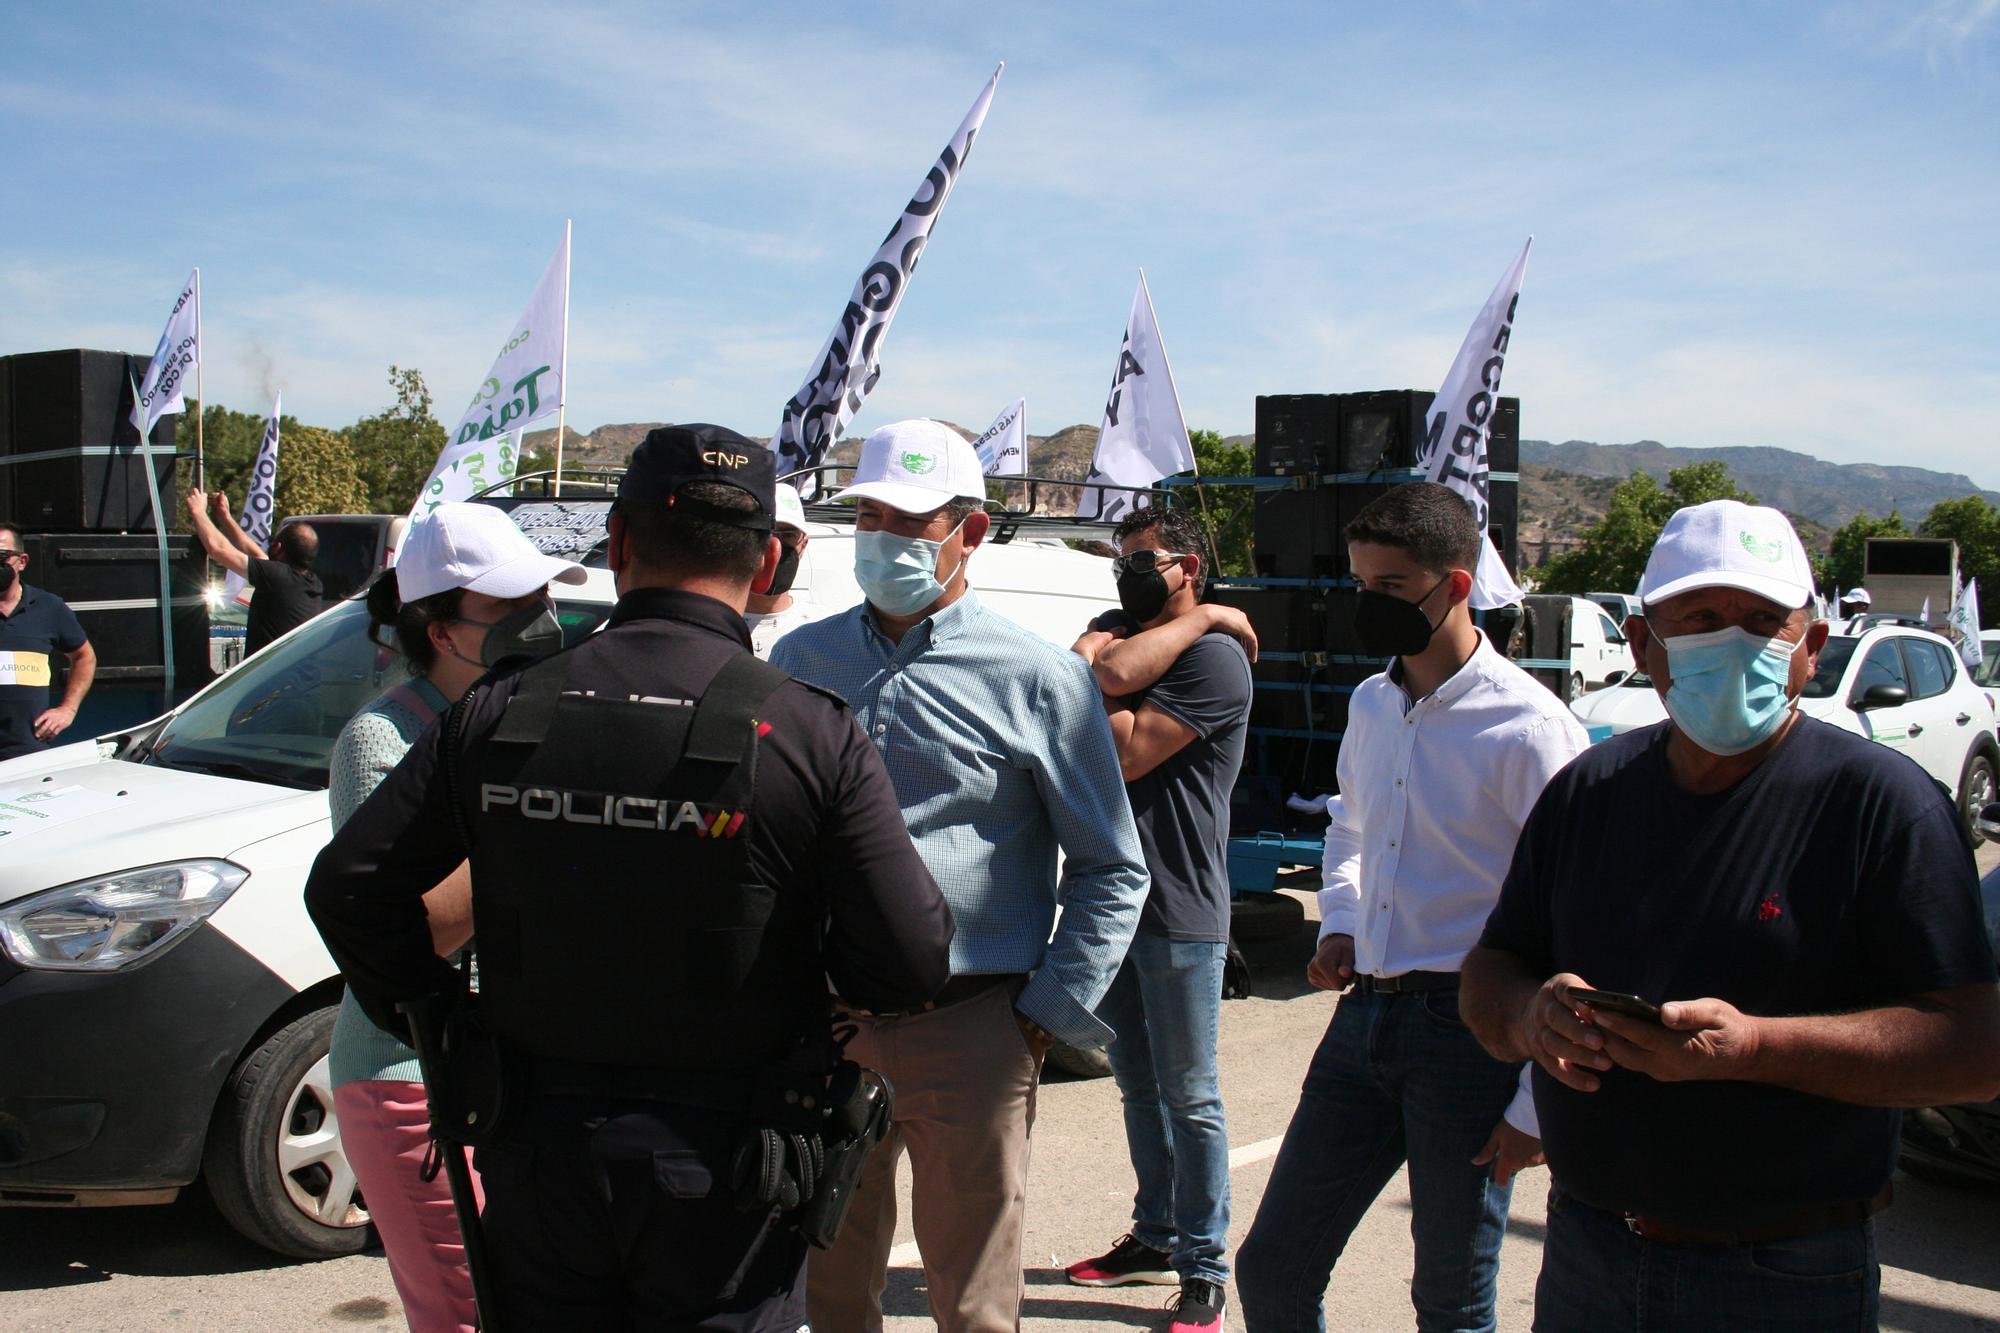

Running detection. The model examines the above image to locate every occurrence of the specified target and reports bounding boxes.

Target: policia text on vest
[305,424,954,1330]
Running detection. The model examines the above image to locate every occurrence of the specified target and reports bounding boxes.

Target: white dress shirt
[1319,634,1590,1134]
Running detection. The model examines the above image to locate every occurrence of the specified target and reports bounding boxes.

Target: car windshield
[1800,635,1859,699]
[1975,647,2000,688]
[135,595,610,790]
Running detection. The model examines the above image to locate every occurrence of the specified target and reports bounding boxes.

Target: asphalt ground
[4,853,1999,1332]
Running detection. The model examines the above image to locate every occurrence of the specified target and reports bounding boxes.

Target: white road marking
[884,1135,1287,1270]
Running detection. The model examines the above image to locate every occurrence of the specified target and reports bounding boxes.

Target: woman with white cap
[326,502,584,1333]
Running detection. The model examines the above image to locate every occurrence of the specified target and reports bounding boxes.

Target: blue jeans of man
[1096,932,1231,1284]
[1236,986,1519,1333]
[1533,1184,1879,1332]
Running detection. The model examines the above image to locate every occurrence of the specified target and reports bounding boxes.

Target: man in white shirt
[1236,483,1589,1333]
[745,483,829,657]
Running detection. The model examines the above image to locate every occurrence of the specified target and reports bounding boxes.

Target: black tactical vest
[464,647,824,1072]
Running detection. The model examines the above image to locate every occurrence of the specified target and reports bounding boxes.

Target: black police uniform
[306,426,954,1331]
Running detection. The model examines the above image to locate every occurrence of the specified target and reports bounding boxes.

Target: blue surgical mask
[853,520,967,618]
[1657,625,1801,756]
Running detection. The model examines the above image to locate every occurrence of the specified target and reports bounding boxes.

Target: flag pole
[552,219,571,498]
[193,268,206,493]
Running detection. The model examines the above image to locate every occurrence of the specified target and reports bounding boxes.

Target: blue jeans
[1534,1185,1879,1332]
[1096,932,1231,1284]
[1237,987,1519,1333]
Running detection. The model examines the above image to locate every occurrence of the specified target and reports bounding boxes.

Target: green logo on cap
[900,451,937,476]
[1740,531,1783,563]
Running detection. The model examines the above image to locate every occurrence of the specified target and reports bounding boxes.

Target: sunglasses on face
[1110,550,1188,579]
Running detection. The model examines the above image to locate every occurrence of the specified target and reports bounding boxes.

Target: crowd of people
[64,413,1978,1333]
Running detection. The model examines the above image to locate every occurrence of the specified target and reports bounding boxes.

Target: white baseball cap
[831,419,986,515]
[773,483,807,533]
[1843,587,1872,606]
[1638,499,1814,610]
[396,502,588,603]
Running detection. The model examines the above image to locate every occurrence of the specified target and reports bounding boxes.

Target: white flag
[416,222,570,514]
[132,269,200,438]
[1951,580,1984,667]
[1921,595,1932,626]
[973,398,1027,476]
[224,395,283,606]
[775,65,1002,492]
[1077,273,1194,522]
[1419,239,1532,608]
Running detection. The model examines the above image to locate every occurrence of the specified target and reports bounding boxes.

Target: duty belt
[1566,1183,1893,1247]
[839,972,1024,1020]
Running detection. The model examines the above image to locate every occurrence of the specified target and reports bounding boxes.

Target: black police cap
[618,424,775,531]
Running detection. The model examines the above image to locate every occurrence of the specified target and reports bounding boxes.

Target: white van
[0,497,1116,1258]
[1567,596,1634,698]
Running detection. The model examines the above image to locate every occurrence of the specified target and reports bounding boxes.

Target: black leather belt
[1351,970,1459,994]
[841,972,1024,1020]
[1573,1184,1893,1246]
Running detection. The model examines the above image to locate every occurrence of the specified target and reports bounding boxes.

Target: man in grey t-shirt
[1066,506,1254,1333]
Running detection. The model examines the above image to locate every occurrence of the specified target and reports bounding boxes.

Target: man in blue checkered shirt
[773,419,1148,1333]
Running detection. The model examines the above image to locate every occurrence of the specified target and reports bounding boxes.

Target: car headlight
[0,860,249,971]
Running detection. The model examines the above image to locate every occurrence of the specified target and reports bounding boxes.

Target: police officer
[305,424,954,1330]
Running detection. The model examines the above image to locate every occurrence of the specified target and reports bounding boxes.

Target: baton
[399,995,503,1332]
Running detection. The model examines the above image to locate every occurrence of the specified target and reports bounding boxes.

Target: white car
[1567,625,2000,843]
[0,499,1116,1258]
[1565,596,1634,699]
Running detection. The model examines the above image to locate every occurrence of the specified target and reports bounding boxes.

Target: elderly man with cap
[744,483,829,657]
[307,425,954,1330]
[1462,499,2000,1331]
[771,419,1149,1333]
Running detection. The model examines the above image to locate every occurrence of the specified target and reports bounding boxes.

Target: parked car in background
[1587,591,1642,624]
[1972,632,2000,714]
[1567,624,1999,844]
[1898,801,2000,1186]
[1566,596,1633,698]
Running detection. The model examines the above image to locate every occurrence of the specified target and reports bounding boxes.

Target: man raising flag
[223,395,284,606]
[1078,273,1193,522]
[774,65,1001,492]
[1418,239,1532,608]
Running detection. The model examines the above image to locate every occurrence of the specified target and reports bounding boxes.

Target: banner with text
[131,268,200,438]
[774,65,1002,494]
[1419,238,1531,608]
[416,223,569,514]
[1077,273,1193,522]
[974,397,1027,476]
[224,394,282,605]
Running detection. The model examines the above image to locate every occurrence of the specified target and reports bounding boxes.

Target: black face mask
[766,541,802,598]
[1351,574,1450,659]
[1116,567,1174,624]
[0,563,15,594]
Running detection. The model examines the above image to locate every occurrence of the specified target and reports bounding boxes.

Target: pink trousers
[334,1080,484,1333]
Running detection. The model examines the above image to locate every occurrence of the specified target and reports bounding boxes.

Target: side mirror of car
[1980,802,2000,844]
[1852,684,1909,712]
[1604,670,1628,686]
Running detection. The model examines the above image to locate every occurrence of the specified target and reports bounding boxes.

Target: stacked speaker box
[22,534,210,680]
[0,350,178,531]
[1518,594,1574,699]
[1335,389,1431,474]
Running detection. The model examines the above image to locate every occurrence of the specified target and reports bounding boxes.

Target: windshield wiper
[150,756,283,785]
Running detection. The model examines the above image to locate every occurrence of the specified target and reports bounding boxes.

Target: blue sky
[4,2,1996,485]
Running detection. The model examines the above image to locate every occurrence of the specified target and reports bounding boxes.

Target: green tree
[1537,462,1757,596]
[1184,429,1254,577]
[1825,510,1908,598]
[344,366,446,512]
[278,424,370,517]
[1919,495,2000,628]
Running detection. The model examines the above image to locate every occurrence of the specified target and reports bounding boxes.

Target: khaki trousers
[807,982,1045,1333]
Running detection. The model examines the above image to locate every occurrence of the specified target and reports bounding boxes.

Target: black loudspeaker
[1251,490,1341,580]
[21,533,211,687]
[1336,389,1432,474]
[1518,594,1574,699]
[1254,395,1337,477]
[1,350,177,532]
[1487,480,1519,576]
[1488,396,1520,474]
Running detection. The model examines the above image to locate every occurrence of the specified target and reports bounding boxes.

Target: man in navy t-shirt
[1464,500,2000,1332]
[1066,505,1253,1333]
[0,521,97,762]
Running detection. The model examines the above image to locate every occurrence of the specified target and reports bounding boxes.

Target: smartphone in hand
[1567,988,1663,1024]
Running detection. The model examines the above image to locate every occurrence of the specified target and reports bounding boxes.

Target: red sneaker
[1064,1233,1177,1287]
[1167,1278,1226,1333]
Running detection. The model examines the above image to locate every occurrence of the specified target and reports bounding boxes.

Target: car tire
[1045,1039,1114,1080]
[1569,672,1585,702]
[203,1007,373,1260]
[1230,891,1305,944]
[1958,749,1997,848]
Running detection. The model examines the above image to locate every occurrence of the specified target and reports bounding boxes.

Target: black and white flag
[131,269,200,438]
[224,395,282,606]
[973,397,1027,476]
[774,65,1002,492]
[1077,273,1193,521]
